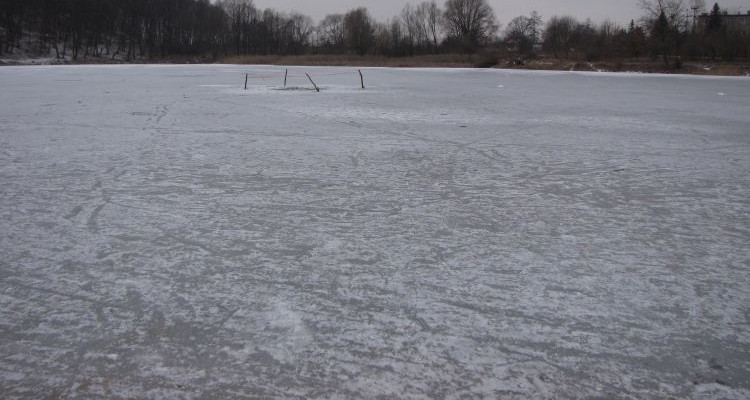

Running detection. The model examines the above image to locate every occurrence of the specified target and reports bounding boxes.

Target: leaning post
[305,73,320,92]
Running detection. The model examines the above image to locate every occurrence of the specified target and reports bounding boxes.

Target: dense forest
[1,0,748,64]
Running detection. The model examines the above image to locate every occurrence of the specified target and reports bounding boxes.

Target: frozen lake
[1,65,749,398]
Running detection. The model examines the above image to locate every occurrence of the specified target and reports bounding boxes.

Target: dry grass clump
[220,53,748,76]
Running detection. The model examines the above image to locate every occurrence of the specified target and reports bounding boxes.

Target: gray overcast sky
[253,0,750,25]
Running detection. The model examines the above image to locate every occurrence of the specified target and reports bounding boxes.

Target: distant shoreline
[2,54,748,77]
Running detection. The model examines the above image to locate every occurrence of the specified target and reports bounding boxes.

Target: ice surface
[1,65,749,398]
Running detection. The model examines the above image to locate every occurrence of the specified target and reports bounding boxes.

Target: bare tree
[401,4,425,52]
[372,21,392,56]
[372,19,409,56]
[387,19,408,56]
[639,0,685,26]
[288,13,313,53]
[401,2,444,54]
[218,0,258,55]
[505,14,537,54]
[344,7,374,56]
[543,15,577,57]
[442,0,498,49]
[421,1,443,53]
[596,19,620,59]
[317,14,345,52]
[528,11,543,44]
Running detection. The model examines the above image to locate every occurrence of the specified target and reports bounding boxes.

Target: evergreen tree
[651,11,672,65]
[707,3,722,32]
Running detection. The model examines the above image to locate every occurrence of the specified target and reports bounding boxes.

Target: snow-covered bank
[1,65,749,398]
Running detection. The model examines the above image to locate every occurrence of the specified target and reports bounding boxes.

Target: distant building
[697,11,750,35]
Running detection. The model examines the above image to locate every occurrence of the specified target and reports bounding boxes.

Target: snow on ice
[1,65,749,398]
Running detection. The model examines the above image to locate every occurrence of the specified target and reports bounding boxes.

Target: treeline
[0,0,496,59]
[1,0,748,64]
[0,0,227,59]
[524,0,749,64]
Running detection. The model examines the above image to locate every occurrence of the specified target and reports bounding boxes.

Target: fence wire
[241,70,361,80]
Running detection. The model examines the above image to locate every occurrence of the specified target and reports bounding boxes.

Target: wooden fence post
[284,69,288,87]
[244,73,248,90]
[358,69,365,89]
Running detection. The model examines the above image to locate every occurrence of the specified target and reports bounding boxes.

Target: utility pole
[691,6,700,31]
